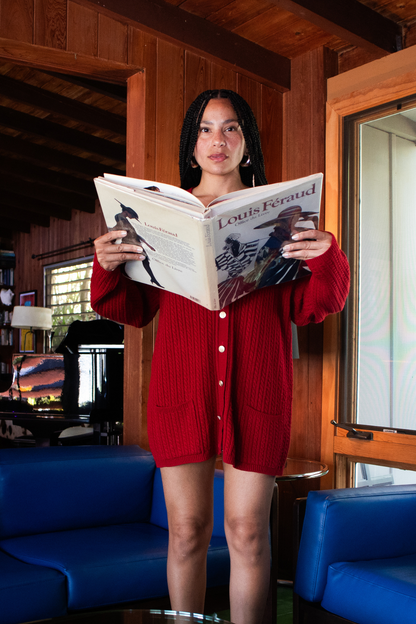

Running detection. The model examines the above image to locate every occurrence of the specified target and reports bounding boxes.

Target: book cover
[94,172,323,310]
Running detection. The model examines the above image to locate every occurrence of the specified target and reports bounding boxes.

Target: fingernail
[291,234,299,240]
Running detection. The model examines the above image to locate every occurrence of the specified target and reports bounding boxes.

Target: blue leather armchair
[294,484,416,624]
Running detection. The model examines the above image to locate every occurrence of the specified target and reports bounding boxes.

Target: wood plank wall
[2,0,335,496]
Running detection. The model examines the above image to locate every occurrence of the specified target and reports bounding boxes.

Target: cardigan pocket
[148,398,205,461]
[236,404,290,470]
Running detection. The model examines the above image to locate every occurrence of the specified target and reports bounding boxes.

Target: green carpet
[212,585,293,623]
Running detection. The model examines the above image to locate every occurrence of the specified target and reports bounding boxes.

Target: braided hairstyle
[179,89,268,190]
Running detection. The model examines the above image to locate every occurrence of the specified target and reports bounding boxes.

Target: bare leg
[223,462,275,624]
[161,456,216,614]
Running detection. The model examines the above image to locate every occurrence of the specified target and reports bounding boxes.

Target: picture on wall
[19,291,37,353]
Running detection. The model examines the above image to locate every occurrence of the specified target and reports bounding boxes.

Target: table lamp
[11,306,53,352]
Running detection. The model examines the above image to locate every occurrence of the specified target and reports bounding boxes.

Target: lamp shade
[11,306,53,330]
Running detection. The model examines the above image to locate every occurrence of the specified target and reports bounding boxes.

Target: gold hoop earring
[191,156,200,169]
[240,154,251,168]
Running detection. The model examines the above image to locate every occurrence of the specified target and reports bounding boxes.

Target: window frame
[44,256,96,351]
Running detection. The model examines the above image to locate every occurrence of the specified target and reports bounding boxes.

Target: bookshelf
[0,250,15,392]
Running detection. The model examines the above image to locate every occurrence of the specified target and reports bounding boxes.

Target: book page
[102,174,205,210]
[95,179,213,308]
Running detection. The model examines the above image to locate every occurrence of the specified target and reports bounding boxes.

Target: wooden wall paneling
[260,85,283,184]
[155,39,183,185]
[122,70,148,448]
[184,51,211,112]
[98,14,128,63]
[128,28,157,181]
[34,0,66,49]
[236,74,262,129]
[210,62,237,90]
[0,0,34,43]
[283,50,325,466]
[12,206,104,338]
[67,1,98,57]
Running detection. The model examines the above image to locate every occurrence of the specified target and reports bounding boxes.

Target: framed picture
[19,290,37,353]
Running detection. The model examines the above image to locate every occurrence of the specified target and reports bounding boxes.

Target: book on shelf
[94,172,323,311]
[0,268,14,287]
[0,250,15,269]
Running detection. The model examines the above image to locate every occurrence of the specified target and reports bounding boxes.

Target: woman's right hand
[94,230,146,272]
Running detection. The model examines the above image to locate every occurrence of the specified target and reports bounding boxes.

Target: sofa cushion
[1,523,230,611]
[0,446,155,539]
[0,549,67,624]
[321,553,416,624]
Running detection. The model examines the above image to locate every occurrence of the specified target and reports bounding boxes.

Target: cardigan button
[218,345,225,353]
[217,415,221,420]
[219,380,224,387]
[219,311,227,318]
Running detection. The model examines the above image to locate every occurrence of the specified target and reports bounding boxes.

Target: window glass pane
[356,463,416,487]
[357,110,416,432]
[44,258,96,350]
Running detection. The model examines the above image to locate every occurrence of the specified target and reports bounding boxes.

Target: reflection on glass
[358,108,416,433]
[355,463,416,487]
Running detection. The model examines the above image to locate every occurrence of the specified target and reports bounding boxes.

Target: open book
[94,172,323,310]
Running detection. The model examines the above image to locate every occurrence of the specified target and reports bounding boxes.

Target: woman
[91,89,350,624]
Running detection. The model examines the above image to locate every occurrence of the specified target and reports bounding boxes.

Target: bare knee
[169,516,213,561]
[225,516,269,563]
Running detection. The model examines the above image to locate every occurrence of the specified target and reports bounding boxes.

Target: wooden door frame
[322,44,416,488]
[0,38,148,446]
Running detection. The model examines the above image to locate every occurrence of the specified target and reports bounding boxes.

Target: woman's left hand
[280,230,332,261]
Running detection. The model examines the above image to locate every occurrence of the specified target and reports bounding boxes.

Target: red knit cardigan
[91,235,349,475]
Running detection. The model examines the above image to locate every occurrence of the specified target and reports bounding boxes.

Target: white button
[218,345,225,353]
[217,415,221,420]
[219,311,227,318]
[219,380,224,387]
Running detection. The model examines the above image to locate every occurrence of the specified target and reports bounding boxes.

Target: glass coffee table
[35,610,232,624]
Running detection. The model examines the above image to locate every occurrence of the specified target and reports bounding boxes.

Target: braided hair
[179,90,268,190]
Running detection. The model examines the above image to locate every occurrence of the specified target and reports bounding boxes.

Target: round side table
[263,458,328,624]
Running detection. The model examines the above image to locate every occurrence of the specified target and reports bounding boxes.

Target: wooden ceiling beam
[0,134,124,177]
[0,74,126,135]
[0,156,96,199]
[269,0,403,54]
[0,38,142,85]
[0,205,50,228]
[0,175,94,212]
[0,106,126,161]
[44,72,127,103]
[0,190,72,220]
[1,216,31,233]
[82,0,291,92]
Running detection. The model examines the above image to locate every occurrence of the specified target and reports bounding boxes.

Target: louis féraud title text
[217,183,317,231]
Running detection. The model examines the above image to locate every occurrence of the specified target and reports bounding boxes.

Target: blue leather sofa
[0,445,230,624]
[294,484,416,624]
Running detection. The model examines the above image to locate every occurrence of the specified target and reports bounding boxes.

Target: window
[341,97,416,487]
[44,257,97,350]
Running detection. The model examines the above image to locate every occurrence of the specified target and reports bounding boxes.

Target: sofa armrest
[294,484,416,603]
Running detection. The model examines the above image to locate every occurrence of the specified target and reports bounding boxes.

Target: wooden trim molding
[323,44,416,488]
[0,37,142,83]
